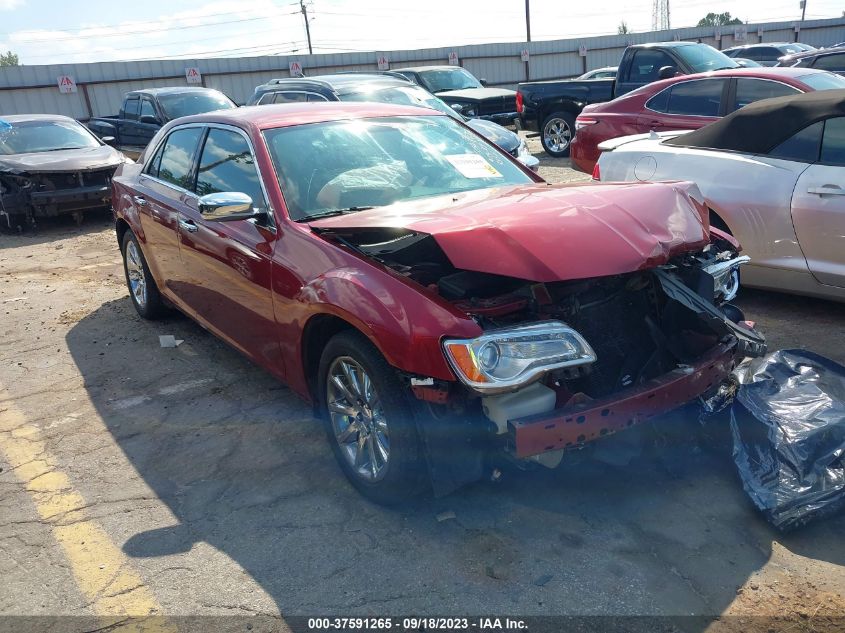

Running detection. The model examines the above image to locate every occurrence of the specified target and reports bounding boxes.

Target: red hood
[309,182,710,283]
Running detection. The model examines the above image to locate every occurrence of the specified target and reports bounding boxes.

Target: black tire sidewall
[541,111,575,157]
[121,230,164,320]
[317,330,426,504]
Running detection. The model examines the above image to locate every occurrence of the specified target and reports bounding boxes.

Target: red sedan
[113,103,763,502]
[570,67,845,173]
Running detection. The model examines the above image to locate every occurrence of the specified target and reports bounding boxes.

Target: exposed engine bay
[316,225,765,403]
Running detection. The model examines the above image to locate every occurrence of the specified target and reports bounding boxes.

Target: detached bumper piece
[510,341,737,458]
[29,184,111,214]
[731,349,845,532]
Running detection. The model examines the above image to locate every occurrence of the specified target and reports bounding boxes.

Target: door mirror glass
[198,192,258,221]
[658,65,678,80]
[140,115,160,125]
[479,78,489,87]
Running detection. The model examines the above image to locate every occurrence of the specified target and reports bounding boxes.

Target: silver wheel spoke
[326,356,390,482]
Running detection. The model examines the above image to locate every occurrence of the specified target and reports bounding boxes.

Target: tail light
[575,116,598,131]
[516,91,523,114]
[591,163,601,181]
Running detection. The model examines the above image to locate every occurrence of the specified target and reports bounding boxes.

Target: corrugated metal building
[2,17,844,119]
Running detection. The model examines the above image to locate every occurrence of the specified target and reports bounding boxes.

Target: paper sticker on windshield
[446,154,502,178]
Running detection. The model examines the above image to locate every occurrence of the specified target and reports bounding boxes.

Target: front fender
[299,267,481,381]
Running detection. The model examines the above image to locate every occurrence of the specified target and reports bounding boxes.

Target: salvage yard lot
[2,147,845,629]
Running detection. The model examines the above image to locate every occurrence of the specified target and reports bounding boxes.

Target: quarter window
[665,79,726,116]
[733,79,800,111]
[768,121,822,162]
[820,117,845,165]
[155,127,203,189]
[195,128,267,210]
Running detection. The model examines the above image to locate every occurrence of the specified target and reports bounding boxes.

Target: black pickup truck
[87,87,236,159]
[518,42,739,156]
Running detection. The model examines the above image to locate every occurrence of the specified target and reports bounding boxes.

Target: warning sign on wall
[377,55,389,70]
[185,67,202,84]
[57,75,77,94]
[289,60,304,76]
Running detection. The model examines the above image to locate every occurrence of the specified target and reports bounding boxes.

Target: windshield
[418,68,482,92]
[158,91,236,120]
[264,116,532,221]
[342,84,462,120]
[676,44,739,72]
[0,120,100,155]
[799,72,845,90]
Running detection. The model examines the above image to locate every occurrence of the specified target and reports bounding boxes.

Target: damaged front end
[1,167,116,229]
[317,223,764,465]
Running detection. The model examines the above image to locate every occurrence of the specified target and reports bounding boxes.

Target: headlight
[703,255,750,302]
[443,321,596,393]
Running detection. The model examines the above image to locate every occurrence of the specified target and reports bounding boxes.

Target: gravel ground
[1,149,844,633]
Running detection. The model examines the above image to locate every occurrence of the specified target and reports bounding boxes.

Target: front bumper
[27,185,112,216]
[508,340,737,458]
[477,112,519,127]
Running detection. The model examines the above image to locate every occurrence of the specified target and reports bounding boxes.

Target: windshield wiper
[42,146,88,152]
[298,206,374,222]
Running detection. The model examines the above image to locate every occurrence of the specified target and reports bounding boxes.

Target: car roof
[394,65,463,72]
[258,73,412,92]
[632,41,704,48]
[779,45,845,61]
[665,88,845,153]
[127,87,224,96]
[724,42,793,51]
[630,66,826,92]
[0,113,79,124]
[171,101,447,130]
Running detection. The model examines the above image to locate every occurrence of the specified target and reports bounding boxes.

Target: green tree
[0,51,20,66]
[617,20,630,35]
[697,12,743,27]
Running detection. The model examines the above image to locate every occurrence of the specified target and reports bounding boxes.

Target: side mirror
[657,65,678,80]
[140,115,160,126]
[450,103,464,113]
[101,135,116,146]
[198,192,259,222]
[479,78,489,87]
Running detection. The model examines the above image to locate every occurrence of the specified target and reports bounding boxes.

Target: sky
[0,0,843,66]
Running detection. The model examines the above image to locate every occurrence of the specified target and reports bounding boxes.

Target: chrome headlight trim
[443,321,597,393]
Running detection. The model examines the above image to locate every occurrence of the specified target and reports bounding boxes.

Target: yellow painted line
[0,391,177,632]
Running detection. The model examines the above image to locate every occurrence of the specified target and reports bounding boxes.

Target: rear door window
[123,97,140,121]
[665,79,726,116]
[813,53,845,72]
[732,79,801,110]
[139,98,157,121]
[155,127,204,189]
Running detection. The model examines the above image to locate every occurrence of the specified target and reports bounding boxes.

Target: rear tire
[121,230,166,320]
[541,111,575,157]
[318,330,427,504]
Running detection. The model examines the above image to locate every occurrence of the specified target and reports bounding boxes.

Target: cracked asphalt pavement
[2,148,845,632]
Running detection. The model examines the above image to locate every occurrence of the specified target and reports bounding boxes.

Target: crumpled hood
[435,87,517,101]
[309,181,711,283]
[0,145,123,174]
[465,118,519,152]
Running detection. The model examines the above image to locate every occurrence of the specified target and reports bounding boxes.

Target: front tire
[121,230,166,320]
[541,111,575,157]
[318,330,427,504]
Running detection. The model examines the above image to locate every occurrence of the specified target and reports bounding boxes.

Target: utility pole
[525,0,531,42]
[800,0,807,22]
[300,0,313,55]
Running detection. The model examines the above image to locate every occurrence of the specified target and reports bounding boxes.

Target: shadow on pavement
[65,296,845,625]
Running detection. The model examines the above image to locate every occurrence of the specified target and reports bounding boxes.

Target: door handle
[807,185,845,196]
[133,195,148,207]
[179,218,198,233]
